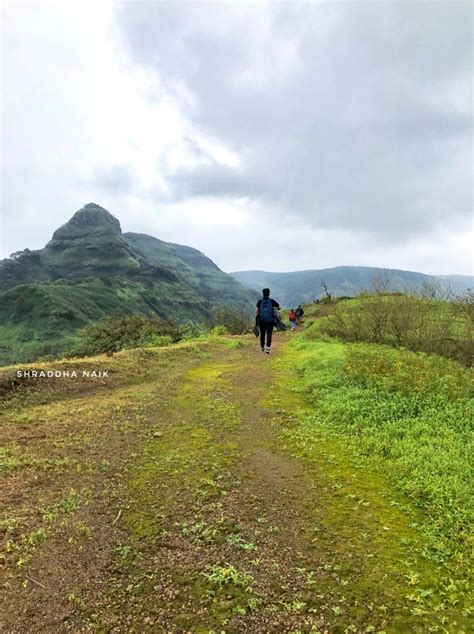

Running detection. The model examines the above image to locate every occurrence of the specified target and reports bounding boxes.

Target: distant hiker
[256,288,281,354]
[295,305,304,325]
[289,309,297,331]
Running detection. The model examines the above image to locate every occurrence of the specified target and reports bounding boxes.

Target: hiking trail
[0,336,466,633]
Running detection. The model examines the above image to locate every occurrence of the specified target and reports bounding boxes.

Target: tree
[320,281,331,300]
[9,248,31,260]
[371,270,393,294]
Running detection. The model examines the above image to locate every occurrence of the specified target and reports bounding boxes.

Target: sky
[1,0,473,275]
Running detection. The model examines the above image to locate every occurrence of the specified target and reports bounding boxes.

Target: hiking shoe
[260,347,265,352]
[265,347,272,354]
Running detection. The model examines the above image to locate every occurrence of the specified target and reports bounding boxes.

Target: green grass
[280,336,473,612]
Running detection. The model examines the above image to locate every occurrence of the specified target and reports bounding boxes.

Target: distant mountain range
[231,267,473,307]
[0,203,254,365]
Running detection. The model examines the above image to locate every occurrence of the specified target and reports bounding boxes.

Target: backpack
[289,311,296,321]
[259,297,274,323]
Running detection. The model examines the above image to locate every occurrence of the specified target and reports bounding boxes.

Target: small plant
[116,544,133,559]
[203,564,253,589]
[0,446,21,473]
[16,556,30,568]
[231,594,262,614]
[59,490,81,513]
[68,593,87,609]
[405,571,420,586]
[227,533,257,551]
[74,521,92,539]
[27,528,47,546]
[286,600,307,612]
[0,516,23,533]
[181,521,221,544]
[247,595,262,611]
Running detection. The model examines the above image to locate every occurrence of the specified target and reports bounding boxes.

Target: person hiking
[256,288,281,354]
[289,308,297,331]
[295,305,304,325]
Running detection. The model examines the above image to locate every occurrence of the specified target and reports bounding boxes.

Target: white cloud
[1,1,472,276]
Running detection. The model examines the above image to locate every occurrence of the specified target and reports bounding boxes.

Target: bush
[72,313,185,356]
[210,325,229,336]
[317,293,473,366]
[213,304,252,335]
[139,334,173,348]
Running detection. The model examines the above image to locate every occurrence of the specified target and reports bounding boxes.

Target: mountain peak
[47,204,122,246]
[41,202,139,284]
[67,203,121,232]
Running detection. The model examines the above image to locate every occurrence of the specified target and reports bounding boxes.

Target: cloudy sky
[1,0,472,274]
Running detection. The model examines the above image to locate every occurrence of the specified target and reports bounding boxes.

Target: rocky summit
[42,203,140,278]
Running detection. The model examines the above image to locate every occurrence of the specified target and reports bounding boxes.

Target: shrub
[210,325,229,336]
[213,304,252,335]
[139,334,173,348]
[317,293,473,366]
[72,313,185,356]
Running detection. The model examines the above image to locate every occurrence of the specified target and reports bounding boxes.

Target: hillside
[0,203,254,365]
[231,266,473,306]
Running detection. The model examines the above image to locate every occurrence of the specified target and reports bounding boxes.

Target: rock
[153,431,163,438]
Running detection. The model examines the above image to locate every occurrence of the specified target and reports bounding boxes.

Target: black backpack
[259,297,274,323]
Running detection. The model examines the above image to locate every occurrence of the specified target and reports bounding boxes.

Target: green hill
[231,266,473,306]
[0,203,253,364]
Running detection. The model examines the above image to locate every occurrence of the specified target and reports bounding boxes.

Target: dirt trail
[0,337,453,632]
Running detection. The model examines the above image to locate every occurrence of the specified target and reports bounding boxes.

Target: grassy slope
[0,277,213,365]
[282,337,473,575]
[124,232,253,306]
[1,333,471,632]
